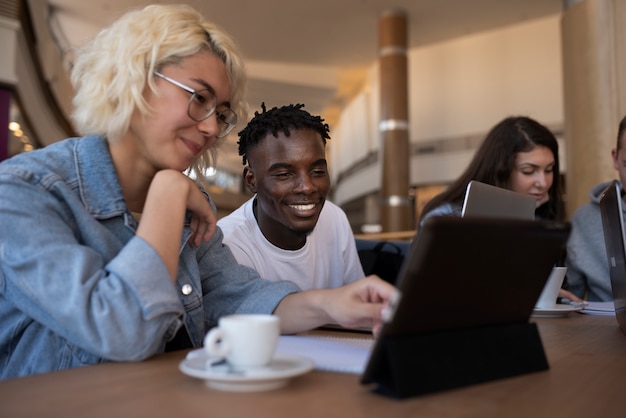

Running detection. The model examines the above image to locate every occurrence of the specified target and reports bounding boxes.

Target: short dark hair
[617,115,626,151]
[237,103,331,165]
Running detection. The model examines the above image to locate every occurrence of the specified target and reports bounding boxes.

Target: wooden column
[562,0,626,217]
[379,11,412,232]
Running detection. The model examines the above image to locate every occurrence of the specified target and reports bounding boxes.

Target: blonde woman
[0,4,394,379]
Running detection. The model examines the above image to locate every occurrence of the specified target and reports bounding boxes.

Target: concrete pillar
[378,11,412,231]
[561,0,626,217]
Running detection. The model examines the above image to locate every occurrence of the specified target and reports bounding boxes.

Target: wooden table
[1,314,625,418]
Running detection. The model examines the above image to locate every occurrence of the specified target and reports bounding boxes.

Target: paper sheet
[580,301,615,316]
[275,334,374,374]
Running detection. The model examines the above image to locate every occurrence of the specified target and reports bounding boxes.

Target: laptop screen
[599,180,626,333]
[462,180,536,220]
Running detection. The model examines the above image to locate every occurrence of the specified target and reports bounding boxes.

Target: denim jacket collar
[75,135,128,219]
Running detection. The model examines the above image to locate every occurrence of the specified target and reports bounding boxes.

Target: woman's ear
[243,166,257,194]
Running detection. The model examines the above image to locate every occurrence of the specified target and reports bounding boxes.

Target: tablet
[361,216,570,390]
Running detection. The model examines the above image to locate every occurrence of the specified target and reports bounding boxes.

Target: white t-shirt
[217,197,365,290]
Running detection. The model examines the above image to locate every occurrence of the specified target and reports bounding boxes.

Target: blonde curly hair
[71,4,247,177]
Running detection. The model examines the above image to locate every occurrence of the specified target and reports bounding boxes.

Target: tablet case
[361,217,571,398]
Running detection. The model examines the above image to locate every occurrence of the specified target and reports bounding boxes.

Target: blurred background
[2,0,624,235]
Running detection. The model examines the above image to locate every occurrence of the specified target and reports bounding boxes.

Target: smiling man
[217,103,365,290]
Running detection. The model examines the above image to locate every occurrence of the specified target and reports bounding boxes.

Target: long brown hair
[419,116,563,225]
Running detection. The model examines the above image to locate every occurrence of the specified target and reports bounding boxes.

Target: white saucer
[532,304,583,318]
[179,353,314,392]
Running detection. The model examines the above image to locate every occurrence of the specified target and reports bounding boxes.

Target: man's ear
[612,148,620,171]
[243,166,257,194]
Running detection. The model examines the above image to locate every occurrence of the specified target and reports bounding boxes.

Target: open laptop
[599,180,626,334]
[360,216,571,397]
[462,180,536,220]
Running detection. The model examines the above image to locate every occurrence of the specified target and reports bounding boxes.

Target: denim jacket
[0,135,300,379]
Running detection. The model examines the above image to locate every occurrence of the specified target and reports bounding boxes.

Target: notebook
[361,216,571,388]
[599,180,626,333]
[462,180,536,220]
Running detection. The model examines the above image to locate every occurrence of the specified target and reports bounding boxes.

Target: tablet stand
[364,322,548,399]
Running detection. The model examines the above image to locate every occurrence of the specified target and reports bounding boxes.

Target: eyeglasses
[154,72,238,138]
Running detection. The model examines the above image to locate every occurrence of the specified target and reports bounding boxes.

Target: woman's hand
[322,276,398,336]
[137,170,216,280]
[558,288,583,303]
[184,179,217,247]
[274,275,398,336]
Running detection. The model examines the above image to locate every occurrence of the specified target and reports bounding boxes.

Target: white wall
[0,17,19,85]
[332,15,564,205]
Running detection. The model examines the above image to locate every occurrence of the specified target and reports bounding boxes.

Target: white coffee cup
[204,314,280,368]
[535,266,568,309]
